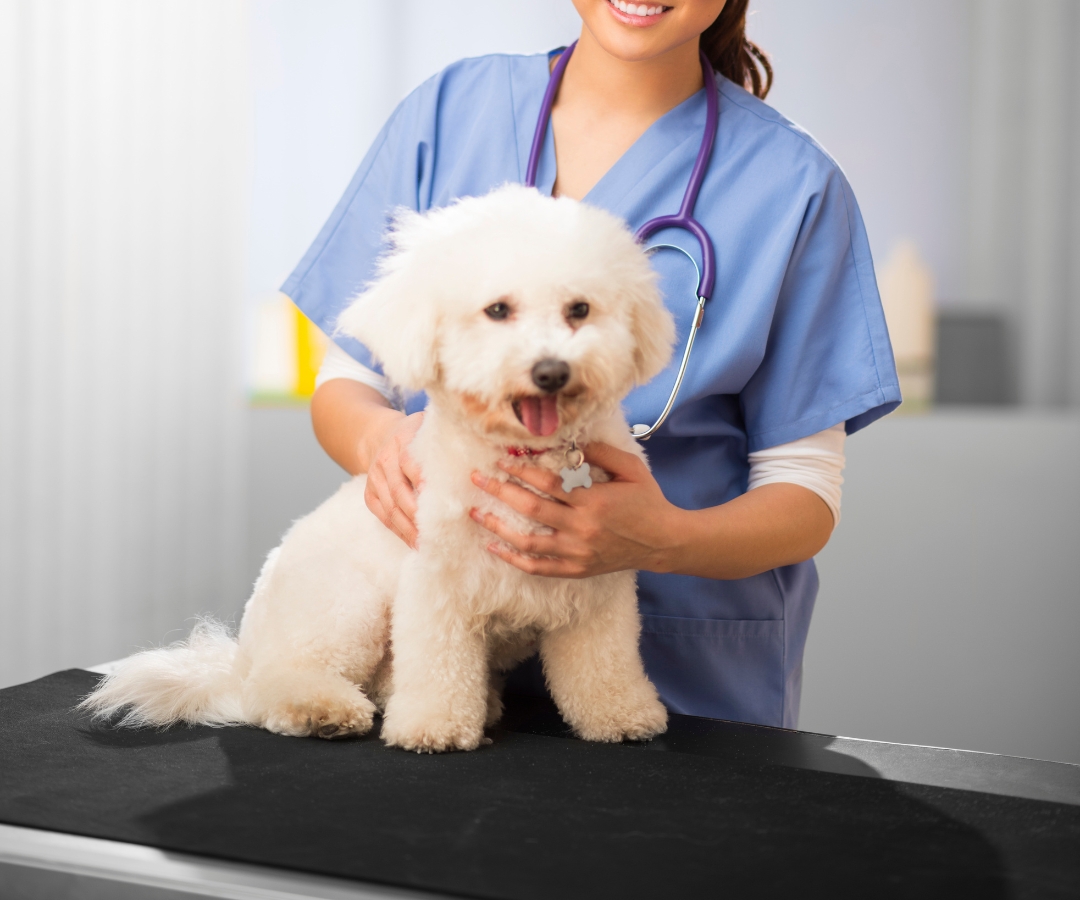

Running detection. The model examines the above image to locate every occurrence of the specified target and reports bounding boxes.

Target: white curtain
[0,0,250,686]
[966,0,1080,406]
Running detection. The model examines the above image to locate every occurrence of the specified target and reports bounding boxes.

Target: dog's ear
[627,284,676,385]
[335,215,440,392]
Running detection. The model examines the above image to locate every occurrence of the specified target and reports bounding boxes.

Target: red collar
[505,446,549,458]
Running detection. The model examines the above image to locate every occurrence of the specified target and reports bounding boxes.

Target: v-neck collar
[518,53,710,222]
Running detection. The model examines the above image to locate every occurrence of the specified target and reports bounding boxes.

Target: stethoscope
[524,40,719,441]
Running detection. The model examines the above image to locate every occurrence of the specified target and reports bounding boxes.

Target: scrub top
[281,51,901,730]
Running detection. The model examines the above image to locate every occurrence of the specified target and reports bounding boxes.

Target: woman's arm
[657,481,833,579]
[310,379,424,547]
[470,442,833,580]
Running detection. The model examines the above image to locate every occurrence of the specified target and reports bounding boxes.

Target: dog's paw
[263,691,376,740]
[572,694,669,744]
[381,710,485,753]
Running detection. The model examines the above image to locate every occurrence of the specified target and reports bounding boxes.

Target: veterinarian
[282,0,900,729]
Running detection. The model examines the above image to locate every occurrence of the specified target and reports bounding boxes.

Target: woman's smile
[606,0,673,26]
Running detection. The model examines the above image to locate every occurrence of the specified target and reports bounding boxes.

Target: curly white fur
[82,185,676,752]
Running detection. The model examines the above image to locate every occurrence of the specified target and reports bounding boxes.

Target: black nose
[531,359,570,393]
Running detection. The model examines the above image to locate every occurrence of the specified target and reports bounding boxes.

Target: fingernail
[471,472,489,488]
[469,508,481,522]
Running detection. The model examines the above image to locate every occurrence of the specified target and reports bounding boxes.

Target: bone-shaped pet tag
[560,442,592,492]
[560,463,592,492]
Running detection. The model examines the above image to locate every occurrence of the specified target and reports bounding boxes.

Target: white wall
[964,0,1080,405]
[0,0,250,687]
[801,412,1080,765]
[748,0,973,303]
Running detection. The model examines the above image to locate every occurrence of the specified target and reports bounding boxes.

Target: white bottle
[878,240,936,411]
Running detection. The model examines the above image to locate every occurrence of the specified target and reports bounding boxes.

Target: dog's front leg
[541,573,668,743]
[380,564,489,753]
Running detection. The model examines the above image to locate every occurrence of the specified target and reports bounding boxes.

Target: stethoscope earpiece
[630,424,652,439]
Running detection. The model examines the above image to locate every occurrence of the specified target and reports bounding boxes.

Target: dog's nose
[531,359,570,393]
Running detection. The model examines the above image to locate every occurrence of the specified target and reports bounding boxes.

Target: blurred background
[1,0,1077,764]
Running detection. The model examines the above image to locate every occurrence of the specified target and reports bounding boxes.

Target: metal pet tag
[560,463,592,492]
[560,443,592,492]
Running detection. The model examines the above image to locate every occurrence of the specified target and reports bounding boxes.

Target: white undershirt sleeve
[315,341,395,403]
[747,423,846,525]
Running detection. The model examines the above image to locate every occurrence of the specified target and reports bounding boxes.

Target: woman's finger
[364,472,387,521]
[400,450,424,492]
[387,505,418,548]
[469,509,568,559]
[495,460,572,503]
[366,465,418,548]
[470,473,572,529]
[371,494,417,548]
[372,440,419,520]
[385,463,419,521]
[364,489,394,537]
[484,541,587,579]
[367,463,397,520]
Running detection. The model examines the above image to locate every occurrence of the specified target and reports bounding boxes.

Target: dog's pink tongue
[520,395,559,436]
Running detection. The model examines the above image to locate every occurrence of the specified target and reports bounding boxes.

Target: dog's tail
[78,619,245,728]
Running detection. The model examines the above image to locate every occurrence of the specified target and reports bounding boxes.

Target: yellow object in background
[250,293,328,403]
[293,301,325,397]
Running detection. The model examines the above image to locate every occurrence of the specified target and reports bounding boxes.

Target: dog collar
[504,438,577,459]
[505,446,552,458]
[504,442,593,492]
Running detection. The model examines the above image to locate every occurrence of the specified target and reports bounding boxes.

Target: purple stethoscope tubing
[525,41,720,439]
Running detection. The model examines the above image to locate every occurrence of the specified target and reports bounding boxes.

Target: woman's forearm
[310,379,403,475]
[655,483,834,580]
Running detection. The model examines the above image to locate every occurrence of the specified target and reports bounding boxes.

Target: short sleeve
[279,80,439,374]
[739,167,900,452]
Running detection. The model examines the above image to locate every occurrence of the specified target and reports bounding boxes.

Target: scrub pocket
[640,614,786,727]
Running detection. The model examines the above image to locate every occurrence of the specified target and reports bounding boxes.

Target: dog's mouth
[512,395,560,437]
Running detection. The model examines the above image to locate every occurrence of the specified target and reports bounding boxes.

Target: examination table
[1,669,1077,899]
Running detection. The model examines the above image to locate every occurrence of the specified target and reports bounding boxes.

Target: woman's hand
[311,379,426,549]
[469,441,836,581]
[364,411,425,549]
[469,442,681,578]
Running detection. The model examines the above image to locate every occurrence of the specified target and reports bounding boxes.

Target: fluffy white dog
[83,185,675,752]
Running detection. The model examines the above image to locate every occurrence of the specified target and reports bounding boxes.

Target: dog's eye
[567,301,590,321]
[484,302,511,321]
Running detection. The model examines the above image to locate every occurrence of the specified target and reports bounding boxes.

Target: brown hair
[700,0,773,99]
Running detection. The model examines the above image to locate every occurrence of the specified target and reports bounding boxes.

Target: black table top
[1,669,1078,899]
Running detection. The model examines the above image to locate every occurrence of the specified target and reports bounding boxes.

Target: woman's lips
[606,0,672,27]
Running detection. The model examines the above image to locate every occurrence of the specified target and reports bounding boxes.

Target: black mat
[1,670,1078,899]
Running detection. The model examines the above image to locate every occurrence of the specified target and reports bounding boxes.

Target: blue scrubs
[282,52,901,729]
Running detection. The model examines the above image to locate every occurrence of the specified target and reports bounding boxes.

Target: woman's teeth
[611,1,667,17]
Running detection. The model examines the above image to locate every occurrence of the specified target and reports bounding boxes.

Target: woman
[282,0,900,729]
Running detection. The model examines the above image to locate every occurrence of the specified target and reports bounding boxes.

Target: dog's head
[337,185,674,446]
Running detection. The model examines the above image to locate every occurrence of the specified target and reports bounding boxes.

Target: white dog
[83,185,675,752]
